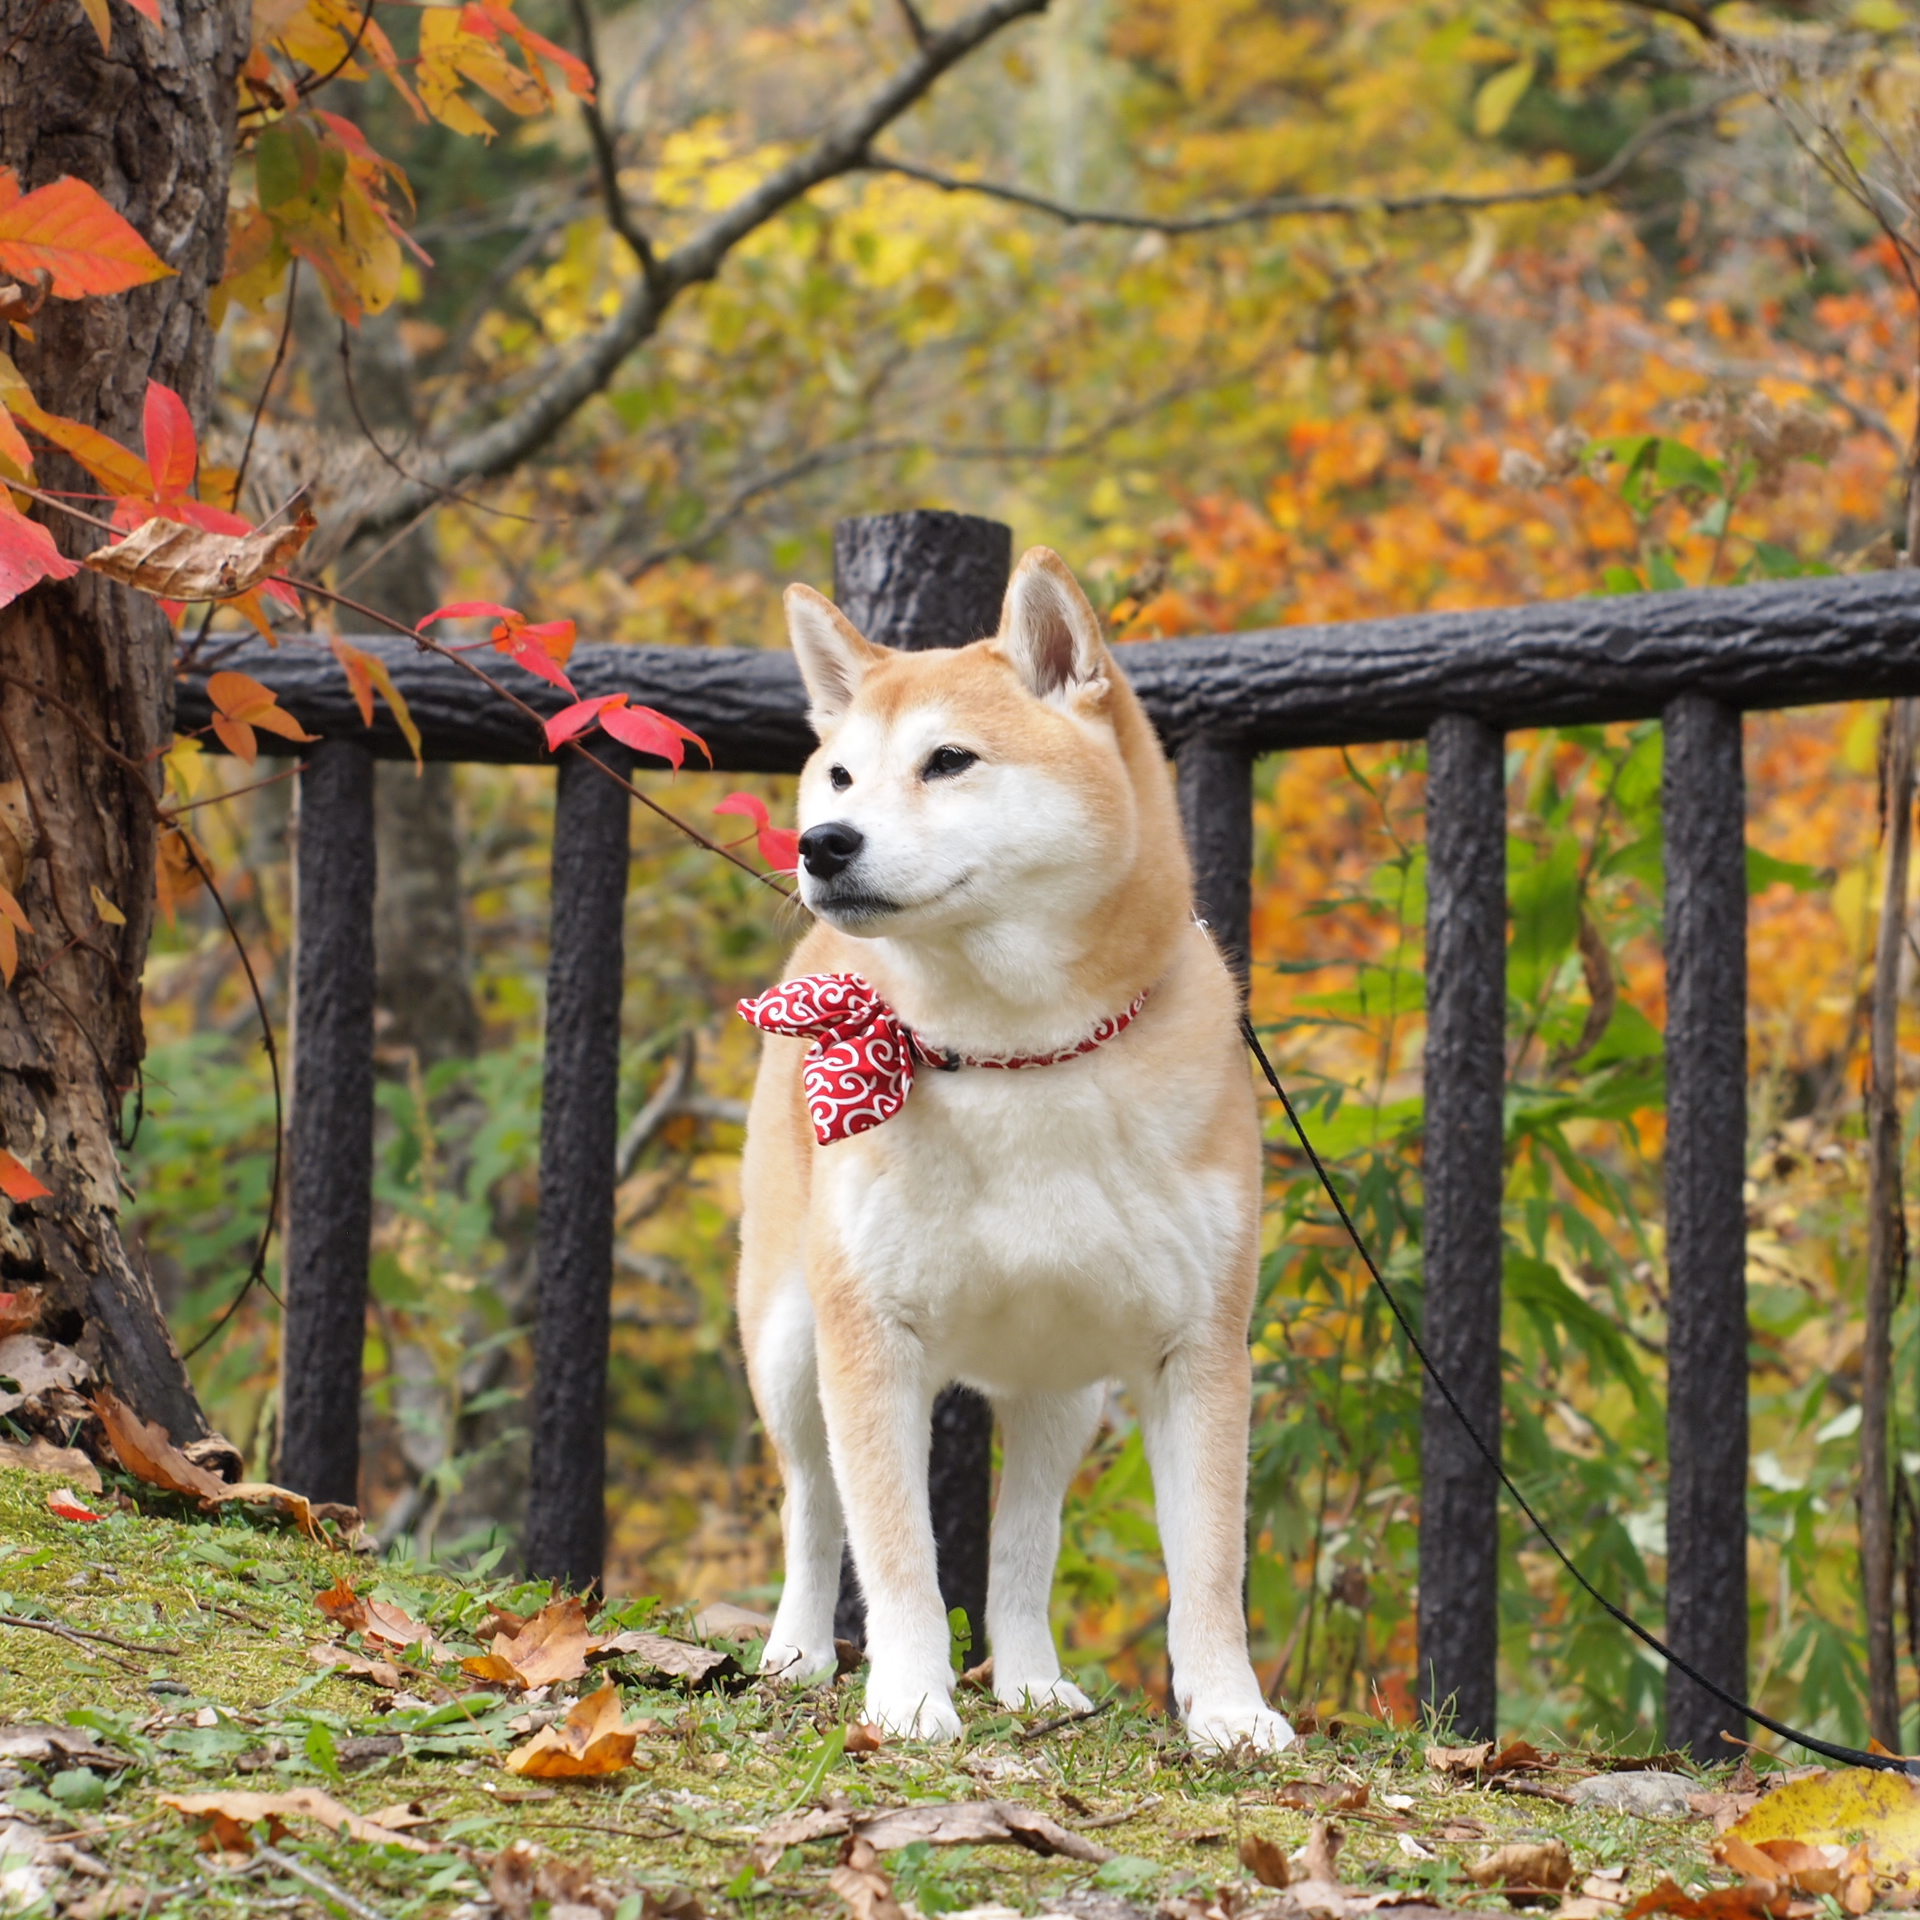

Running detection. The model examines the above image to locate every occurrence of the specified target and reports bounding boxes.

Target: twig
[562,0,664,293]
[0,1611,179,1662]
[863,91,1748,236]
[515,1818,685,1840]
[892,0,931,49]
[1017,1698,1114,1741]
[254,1844,392,1920]
[178,834,287,1355]
[162,765,303,818]
[292,0,375,98]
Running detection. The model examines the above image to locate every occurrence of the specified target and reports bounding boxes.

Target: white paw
[1185,1700,1295,1754]
[995,1675,1092,1714]
[757,1638,836,1685]
[863,1668,964,1742]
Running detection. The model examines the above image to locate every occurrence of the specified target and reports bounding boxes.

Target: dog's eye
[828,765,852,791]
[923,746,977,781]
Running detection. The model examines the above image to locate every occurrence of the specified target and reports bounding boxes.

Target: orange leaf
[75,0,110,50]
[460,1595,594,1689]
[5,383,152,498]
[0,172,171,299]
[209,714,257,764]
[471,0,593,97]
[46,1486,99,1522]
[330,639,421,763]
[504,1682,641,1778]
[120,0,159,23]
[158,1789,432,1855]
[94,1384,229,1501]
[0,1149,49,1203]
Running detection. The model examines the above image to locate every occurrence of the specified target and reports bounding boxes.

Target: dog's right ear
[785,585,882,725]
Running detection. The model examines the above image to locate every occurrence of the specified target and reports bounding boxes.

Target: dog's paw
[1184,1701,1296,1755]
[995,1674,1093,1715]
[863,1670,964,1742]
[757,1638,836,1685]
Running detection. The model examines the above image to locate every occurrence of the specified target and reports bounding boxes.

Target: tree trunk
[0,0,245,1436]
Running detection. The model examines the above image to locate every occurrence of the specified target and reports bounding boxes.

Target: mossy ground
[0,1467,1738,1917]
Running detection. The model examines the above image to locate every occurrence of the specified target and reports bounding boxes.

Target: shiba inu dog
[734,547,1292,1752]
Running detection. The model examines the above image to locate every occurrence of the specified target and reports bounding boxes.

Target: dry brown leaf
[1690,1789,1762,1833]
[749,1806,851,1872]
[0,1724,128,1770]
[1426,1741,1494,1775]
[844,1723,884,1755]
[0,1434,100,1491]
[1426,1740,1552,1778]
[83,508,315,602]
[505,1681,643,1778]
[859,1800,1111,1862]
[591,1628,740,1688]
[692,1601,771,1640]
[489,1839,620,1920]
[1467,1839,1573,1899]
[1238,1830,1291,1888]
[0,1288,41,1338]
[157,1787,434,1854]
[1302,1819,1343,1884]
[95,1387,227,1500]
[218,1481,321,1539]
[307,1644,403,1690]
[1276,1779,1370,1813]
[368,1801,430,1832]
[464,1596,595,1689]
[830,1835,908,1920]
[315,1575,368,1629]
[1620,1877,1787,1920]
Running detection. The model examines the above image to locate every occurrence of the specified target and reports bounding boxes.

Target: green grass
[0,1467,1740,1917]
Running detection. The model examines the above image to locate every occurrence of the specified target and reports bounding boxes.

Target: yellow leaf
[1851,0,1908,31]
[1727,1767,1920,1888]
[1474,56,1535,138]
[166,735,205,802]
[89,886,125,927]
[76,0,110,51]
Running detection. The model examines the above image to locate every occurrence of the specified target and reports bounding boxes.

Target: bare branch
[862,89,1747,235]
[352,0,1051,540]
[562,0,665,294]
[894,0,932,50]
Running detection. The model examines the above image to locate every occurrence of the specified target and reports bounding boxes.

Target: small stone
[1570,1770,1698,1820]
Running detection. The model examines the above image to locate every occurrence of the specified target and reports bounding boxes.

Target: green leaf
[47,1768,105,1811]
[304,1720,342,1784]
[1473,56,1536,136]
[1646,549,1686,591]
[1652,438,1722,493]
[1752,540,1834,580]
[1747,846,1825,894]
[1599,564,1644,595]
[254,126,301,214]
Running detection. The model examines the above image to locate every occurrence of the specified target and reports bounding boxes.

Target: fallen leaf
[830,1834,909,1920]
[0,1288,41,1337]
[0,1334,91,1414]
[0,1724,126,1770]
[1426,1739,1553,1778]
[861,1801,1112,1862]
[1620,1877,1786,1920]
[1239,1830,1291,1888]
[1467,1839,1573,1899]
[749,1806,854,1871]
[307,1644,404,1690]
[1727,1766,1920,1889]
[157,1787,434,1854]
[591,1628,740,1689]
[0,1436,99,1490]
[692,1601,772,1640]
[316,1575,368,1629]
[368,1801,430,1831]
[83,510,315,604]
[1303,1819,1343,1884]
[94,1387,227,1501]
[504,1681,643,1778]
[1276,1779,1371,1812]
[490,1838,619,1920]
[45,1484,98,1521]
[464,1595,594,1689]
[214,1480,321,1540]
[845,1723,884,1755]
[1426,1742,1494,1774]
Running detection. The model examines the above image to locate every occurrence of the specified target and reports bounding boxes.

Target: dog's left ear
[998,548,1107,699]
[786,584,883,724]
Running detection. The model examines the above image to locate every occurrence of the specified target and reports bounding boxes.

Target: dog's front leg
[1137,1340,1295,1754]
[814,1281,961,1741]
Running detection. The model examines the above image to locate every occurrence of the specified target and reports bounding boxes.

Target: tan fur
[734,549,1291,1750]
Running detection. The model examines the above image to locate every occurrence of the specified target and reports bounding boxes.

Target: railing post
[829,508,1010,1659]
[1176,735,1253,989]
[280,739,377,1506]
[1661,693,1749,1760]
[1418,713,1507,1741]
[524,743,633,1589]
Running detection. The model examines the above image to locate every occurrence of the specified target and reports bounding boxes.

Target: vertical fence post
[829,509,1011,1659]
[1662,693,1749,1760]
[279,739,377,1506]
[1176,736,1252,989]
[1418,714,1507,1741]
[523,743,633,1589]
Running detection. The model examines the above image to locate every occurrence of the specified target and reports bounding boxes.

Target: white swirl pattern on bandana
[738,971,1149,1146]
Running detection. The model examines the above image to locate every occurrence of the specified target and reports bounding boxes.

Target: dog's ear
[786,584,882,724]
[998,548,1106,699]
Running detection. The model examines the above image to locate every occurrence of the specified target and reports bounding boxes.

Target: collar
[737,972,1149,1145]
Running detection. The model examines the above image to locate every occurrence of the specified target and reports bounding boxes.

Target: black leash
[1240,1011,1914,1777]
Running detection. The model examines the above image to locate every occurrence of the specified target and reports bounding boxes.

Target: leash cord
[1239,1012,1911,1777]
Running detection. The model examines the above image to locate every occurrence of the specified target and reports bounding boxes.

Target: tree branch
[1618,0,1723,41]
[563,0,665,294]
[893,0,931,50]
[862,89,1747,235]
[352,0,1050,540]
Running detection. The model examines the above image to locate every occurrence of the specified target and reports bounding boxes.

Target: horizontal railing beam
[180,569,1920,766]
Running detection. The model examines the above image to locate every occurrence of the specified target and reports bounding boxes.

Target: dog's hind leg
[750,1274,844,1685]
[986,1384,1104,1712]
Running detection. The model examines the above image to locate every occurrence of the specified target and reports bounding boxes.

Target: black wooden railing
[177,509,1920,1756]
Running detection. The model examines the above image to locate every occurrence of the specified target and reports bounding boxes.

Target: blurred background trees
[144,0,1920,1746]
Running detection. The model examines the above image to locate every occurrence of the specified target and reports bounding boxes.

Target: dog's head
[784,547,1171,946]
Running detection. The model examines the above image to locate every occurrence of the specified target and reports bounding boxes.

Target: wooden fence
[176,508,1920,1757]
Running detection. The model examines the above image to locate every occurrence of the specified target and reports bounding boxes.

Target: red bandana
[737,971,1149,1146]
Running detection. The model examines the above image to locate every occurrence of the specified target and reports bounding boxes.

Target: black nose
[799,821,864,881]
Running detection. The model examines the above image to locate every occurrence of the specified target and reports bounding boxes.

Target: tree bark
[1863,697,1914,1749]
[0,0,245,1436]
